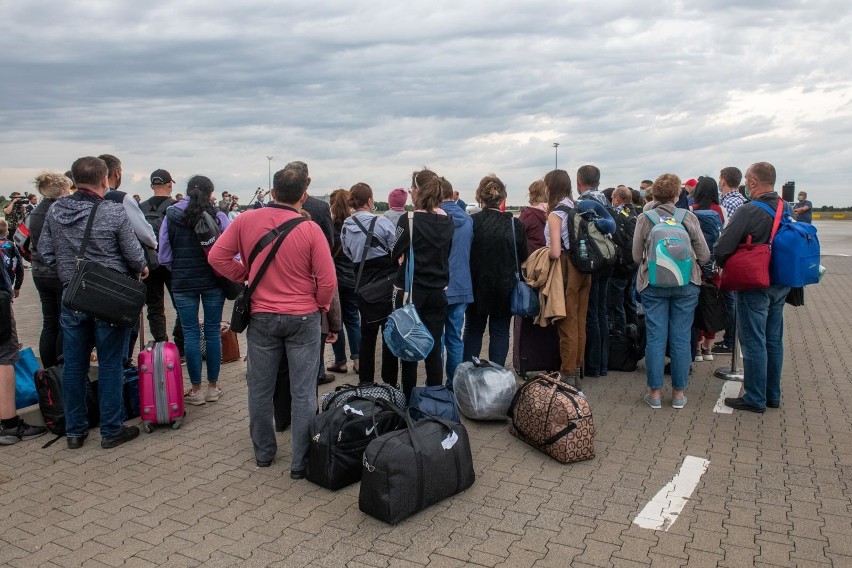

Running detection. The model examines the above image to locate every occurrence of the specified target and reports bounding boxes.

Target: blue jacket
[576,195,616,235]
[440,200,474,305]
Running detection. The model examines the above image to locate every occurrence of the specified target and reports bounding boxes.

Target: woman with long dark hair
[159,175,231,405]
[463,174,528,366]
[326,188,361,375]
[391,174,454,399]
[691,176,724,361]
[341,183,398,385]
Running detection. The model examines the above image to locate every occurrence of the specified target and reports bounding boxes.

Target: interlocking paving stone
[4,256,852,566]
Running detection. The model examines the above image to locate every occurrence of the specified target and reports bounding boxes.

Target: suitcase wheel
[141,421,154,433]
[171,417,183,430]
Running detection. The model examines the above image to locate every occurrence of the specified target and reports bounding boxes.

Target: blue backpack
[754,201,820,287]
[643,209,694,287]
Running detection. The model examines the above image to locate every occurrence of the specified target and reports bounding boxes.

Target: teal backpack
[643,209,693,287]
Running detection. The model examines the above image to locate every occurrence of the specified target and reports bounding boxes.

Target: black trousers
[357,297,398,386]
[397,287,448,401]
[33,275,63,368]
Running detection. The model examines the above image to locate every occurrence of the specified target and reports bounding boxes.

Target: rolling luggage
[306,396,407,490]
[453,358,517,420]
[360,414,475,524]
[508,372,595,464]
[512,316,561,376]
[138,341,185,432]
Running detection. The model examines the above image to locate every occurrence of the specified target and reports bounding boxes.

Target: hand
[140,266,150,280]
[326,332,338,344]
[13,289,19,298]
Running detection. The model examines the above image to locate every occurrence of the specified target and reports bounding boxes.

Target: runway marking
[713,381,743,414]
[633,456,710,532]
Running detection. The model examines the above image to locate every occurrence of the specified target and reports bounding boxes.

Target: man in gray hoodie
[40,156,148,450]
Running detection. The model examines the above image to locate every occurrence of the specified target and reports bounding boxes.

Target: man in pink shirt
[209,165,336,478]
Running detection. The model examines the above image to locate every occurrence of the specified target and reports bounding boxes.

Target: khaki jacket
[522,247,566,326]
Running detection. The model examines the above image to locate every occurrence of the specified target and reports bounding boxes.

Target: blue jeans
[585,267,612,376]
[330,286,361,364]
[443,302,468,387]
[60,303,130,438]
[246,312,320,470]
[737,285,789,408]
[641,284,700,391]
[462,311,511,367]
[173,287,225,386]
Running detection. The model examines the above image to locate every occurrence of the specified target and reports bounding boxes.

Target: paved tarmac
[1,255,851,567]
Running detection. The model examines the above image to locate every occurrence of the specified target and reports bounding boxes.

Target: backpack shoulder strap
[354,216,379,292]
[643,210,662,224]
[673,208,688,224]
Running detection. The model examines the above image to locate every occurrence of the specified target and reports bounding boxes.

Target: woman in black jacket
[391,173,454,399]
[463,174,529,366]
[29,172,73,368]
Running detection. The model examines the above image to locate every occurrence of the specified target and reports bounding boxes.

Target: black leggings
[397,288,447,401]
[358,297,398,387]
[33,275,63,368]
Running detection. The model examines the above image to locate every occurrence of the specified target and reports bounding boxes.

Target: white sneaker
[701,348,714,361]
[184,389,206,406]
[205,387,223,402]
[694,354,704,363]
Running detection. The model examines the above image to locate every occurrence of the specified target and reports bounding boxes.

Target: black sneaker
[101,426,140,449]
[0,421,48,445]
[724,397,765,413]
[711,344,733,354]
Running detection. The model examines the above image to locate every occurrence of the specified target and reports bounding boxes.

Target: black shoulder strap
[245,218,306,296]
[353,216,378,293]
[247,216,304,268]
[77,200,100,260]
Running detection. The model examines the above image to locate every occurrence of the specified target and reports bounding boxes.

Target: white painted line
[633,456,710,532]
[713,381,743,414]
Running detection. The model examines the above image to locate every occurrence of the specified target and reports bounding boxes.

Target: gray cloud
[1,0,851,205]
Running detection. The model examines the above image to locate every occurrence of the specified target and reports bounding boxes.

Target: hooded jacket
[39,192,146,285]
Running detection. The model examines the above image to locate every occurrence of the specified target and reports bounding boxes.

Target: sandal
[326,363,347,373]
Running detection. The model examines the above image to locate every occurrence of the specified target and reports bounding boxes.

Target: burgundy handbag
[720,200,783,292]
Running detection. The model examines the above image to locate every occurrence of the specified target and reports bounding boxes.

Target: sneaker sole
[185,398,206,406]
[20,431,48,441]
[0,435,20,445]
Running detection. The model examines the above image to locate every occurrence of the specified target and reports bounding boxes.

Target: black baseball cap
[150,169,174,185]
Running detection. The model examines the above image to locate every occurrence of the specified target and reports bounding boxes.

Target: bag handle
[404,215,414,304]
[509,215,521,283]
[76,200,101,262]
[353,215,378,293]
[245,218,305,298]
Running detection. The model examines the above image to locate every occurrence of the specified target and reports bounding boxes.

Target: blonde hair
[528,179,547,206]
[651,173,681,203]
[476,174,506,209]
[34,171,72,199]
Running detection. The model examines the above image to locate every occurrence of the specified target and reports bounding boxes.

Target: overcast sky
[2,0,851,205]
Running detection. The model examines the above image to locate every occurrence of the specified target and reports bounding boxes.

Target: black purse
[62,200,146,328]
[230,217,305,333]
[353,216,394,306]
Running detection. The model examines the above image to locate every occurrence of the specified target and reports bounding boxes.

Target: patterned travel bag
[321,382,407,413]
[507,372,595,464]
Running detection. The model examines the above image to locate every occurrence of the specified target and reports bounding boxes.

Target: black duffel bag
[608,331,640,372]
[359,414,475,524]
[307,396,407,490]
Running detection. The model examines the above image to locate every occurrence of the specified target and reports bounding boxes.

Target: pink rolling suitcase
[138,341,185,432]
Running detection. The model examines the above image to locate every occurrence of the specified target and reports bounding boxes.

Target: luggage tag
[343,404,364,416]
[441,430,459,450]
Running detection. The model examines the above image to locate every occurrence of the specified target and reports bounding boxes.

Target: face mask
[743,186,752,201]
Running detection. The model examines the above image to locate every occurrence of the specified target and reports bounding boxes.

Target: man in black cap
[140,169,183,352]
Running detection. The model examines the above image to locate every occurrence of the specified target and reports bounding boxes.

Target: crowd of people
[0,157,799,480]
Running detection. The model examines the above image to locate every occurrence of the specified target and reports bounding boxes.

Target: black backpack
[34,361,100,446]
[608,206,638,272]
[140,197,175,238]
[555,205,616,274]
